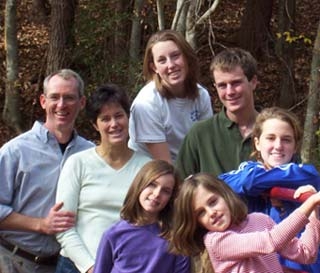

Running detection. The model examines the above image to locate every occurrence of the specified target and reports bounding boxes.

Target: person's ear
[92,122,99,132]
[39,94,46,109]
[150,62,157,74]
[250,75,258,90]
[254,136,261,151]
[79,96,86,110]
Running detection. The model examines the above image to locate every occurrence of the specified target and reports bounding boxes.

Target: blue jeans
[55,256,80,273]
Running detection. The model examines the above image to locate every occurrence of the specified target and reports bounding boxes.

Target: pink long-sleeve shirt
[204,210,320,273]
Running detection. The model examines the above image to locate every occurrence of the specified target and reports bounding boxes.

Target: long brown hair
[121,159,181,236]
[143,29,200,99]
[170,173,247,256]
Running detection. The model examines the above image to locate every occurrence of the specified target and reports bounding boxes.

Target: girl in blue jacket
[219,106,320,273]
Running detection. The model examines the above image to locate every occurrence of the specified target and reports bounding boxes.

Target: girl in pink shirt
[170,173,320,273]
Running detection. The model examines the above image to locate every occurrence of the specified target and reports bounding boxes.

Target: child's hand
[294,185,316,199]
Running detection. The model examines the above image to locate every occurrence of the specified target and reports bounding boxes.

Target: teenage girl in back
[170,173,320,273]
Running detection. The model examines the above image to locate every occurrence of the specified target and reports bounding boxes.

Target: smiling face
[40,75,85,133]
[93,102,129,146]
[193,184,231,232]
[254,118,297,167]
[213,66,256,116]
[139,173,175,223]
[151,40,187,96]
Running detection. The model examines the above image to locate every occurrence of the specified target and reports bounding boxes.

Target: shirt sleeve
[56,156,94,272]
[0,144,16,220]
[219,162,320,196]
[205,211,309,261]
[278,215,320,264]
[130,94,166,143]
[198,85,214,119]
[93,230,114,273]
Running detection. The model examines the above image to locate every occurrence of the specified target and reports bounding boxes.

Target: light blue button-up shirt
[0,121,93,256]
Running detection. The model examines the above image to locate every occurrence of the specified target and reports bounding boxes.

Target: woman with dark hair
[128,29,213,163]
[55,84,151,273]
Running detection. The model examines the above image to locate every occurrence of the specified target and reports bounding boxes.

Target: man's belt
[0,238,58,266]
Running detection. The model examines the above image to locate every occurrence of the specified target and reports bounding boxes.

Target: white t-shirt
[128,81,213,162]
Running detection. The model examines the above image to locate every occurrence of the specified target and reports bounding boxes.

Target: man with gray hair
[0,69,94,273]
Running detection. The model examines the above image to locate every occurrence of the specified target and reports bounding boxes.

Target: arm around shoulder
[0,202,75,235]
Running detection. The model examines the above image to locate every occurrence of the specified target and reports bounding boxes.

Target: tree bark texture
[301,21,320,164]
[276,0,296,108]
[156,0,165,30]
[113,0,129,58]
[4,0,23,133]
[171,0,189,34]
[237,0,273,58]
[185,0,220,50]
[46,0,77,74]
[31,0,50,24]
[129,0,144,61]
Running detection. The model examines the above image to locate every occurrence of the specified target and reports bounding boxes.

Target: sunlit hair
[251,106,302,161]
[143,29,200,100]
[121,159,181,236]
[169,173,247,256]
[43,69,84,96]
[86,83,130,124]
[210,47,257,82]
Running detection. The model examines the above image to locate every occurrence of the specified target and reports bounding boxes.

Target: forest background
[1,0,320,165]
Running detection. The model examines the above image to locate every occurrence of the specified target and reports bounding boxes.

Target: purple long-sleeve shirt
[94,220,190,273]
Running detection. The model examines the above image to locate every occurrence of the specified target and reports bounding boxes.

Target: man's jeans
[0,244,56,273]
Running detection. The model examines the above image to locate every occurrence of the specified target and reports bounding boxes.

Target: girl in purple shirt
[93,160,190,273]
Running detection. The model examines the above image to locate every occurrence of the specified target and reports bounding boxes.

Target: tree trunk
[185,0,220,50]
[46,0,77,74]
[127,0,144,89]
[185,0,197,49]
[156,0,165,30]
[3,0,23,133]
[113,0,129,58]
[171,0,189,34]
[301,21,320,164]
[31,0,50,24]
[237,0,273,58]
[276,0,296,108]
[129,0,144,61]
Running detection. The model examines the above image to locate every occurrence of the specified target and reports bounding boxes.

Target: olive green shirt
[176,108,252,179]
